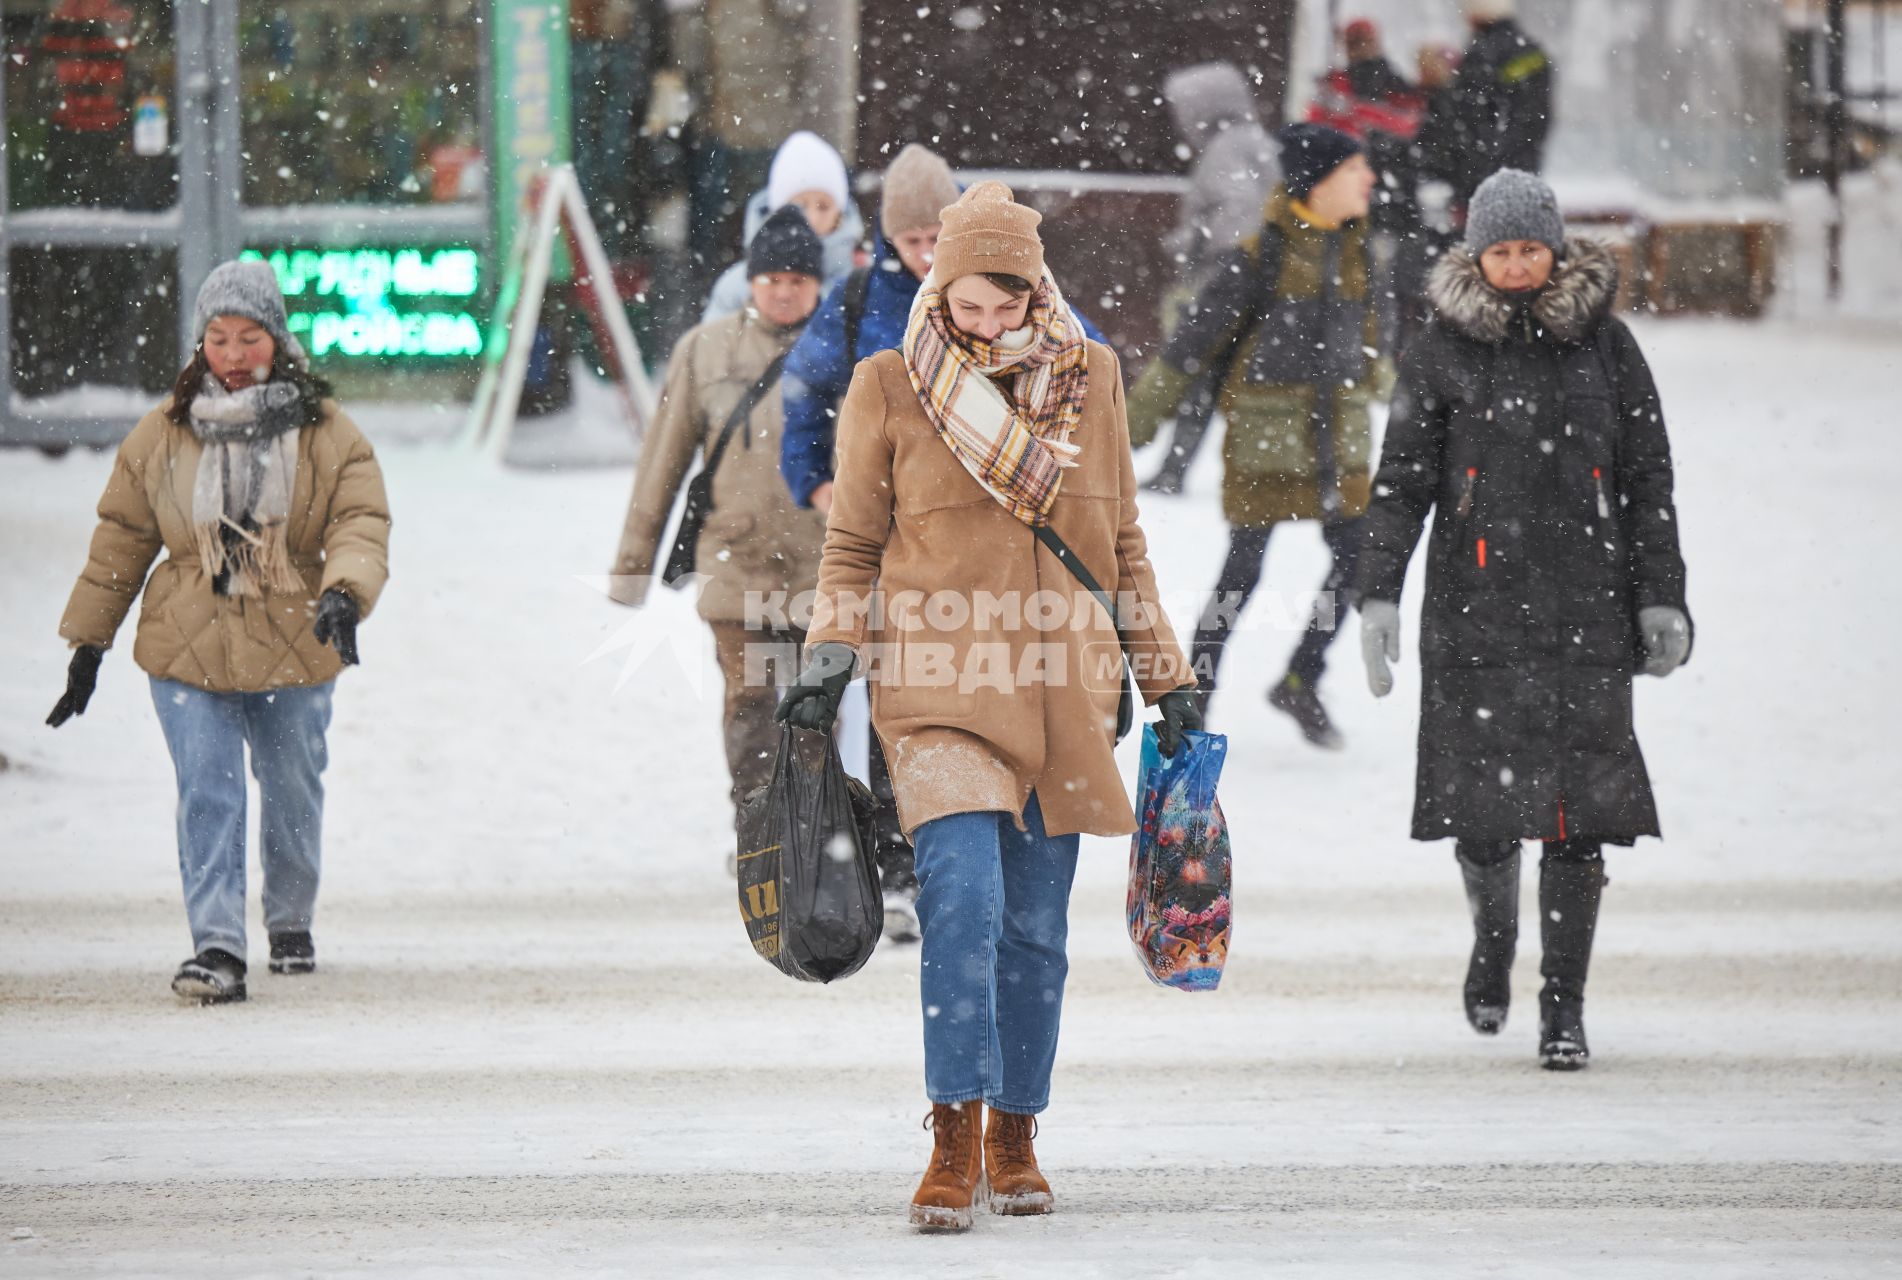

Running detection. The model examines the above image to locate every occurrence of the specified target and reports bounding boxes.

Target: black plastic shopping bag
[1128,724,1232,991]
[736,725,883,982]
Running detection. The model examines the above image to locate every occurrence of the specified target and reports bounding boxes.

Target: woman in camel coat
[778,182,1200,1232]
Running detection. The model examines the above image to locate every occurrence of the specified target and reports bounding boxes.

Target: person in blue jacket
[780,144,957,513]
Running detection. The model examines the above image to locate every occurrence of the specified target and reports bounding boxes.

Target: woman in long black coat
[1355,170,1692,1070]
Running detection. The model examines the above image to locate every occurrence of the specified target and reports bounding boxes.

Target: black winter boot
[1456,843,1520,1034]
[1141,462,1187,496]
[1538,853,1605,1071]
[1266,674,1344,750]
[268,931,317,975]
[172,948,247,1005]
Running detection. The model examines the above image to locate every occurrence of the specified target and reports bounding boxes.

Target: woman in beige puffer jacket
[48,260,390,1006]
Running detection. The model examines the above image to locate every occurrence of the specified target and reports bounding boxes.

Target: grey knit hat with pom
[1464,169,1564,256]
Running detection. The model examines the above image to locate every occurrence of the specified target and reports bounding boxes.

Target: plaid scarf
[902,272,1090,527]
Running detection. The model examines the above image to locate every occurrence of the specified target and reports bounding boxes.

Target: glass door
[2,0,493,444]
[228,0,490,397]
[2,0,221,444]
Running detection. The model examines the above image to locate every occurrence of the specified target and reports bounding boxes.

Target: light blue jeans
[149,678,333,959]
[912,793,1081,1114]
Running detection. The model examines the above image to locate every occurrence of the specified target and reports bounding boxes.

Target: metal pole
[1825,0,1847,301]
[809,0,860,162]
[174,0,218,365]
[207,0,245,261]
[0,24,13,430]
[1878,2,1892,133]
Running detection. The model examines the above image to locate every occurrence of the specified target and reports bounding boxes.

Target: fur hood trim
[1427,234,1620,345]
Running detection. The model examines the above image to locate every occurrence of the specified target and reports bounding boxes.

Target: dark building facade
[856,1,1295,357]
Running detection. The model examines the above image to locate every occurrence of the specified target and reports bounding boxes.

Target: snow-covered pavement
[3,313,1899,1276]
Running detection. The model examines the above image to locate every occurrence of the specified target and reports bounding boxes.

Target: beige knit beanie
[880,144,960,239]
[926,181,1045,289]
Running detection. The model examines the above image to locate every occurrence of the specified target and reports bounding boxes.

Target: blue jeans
[912,793,1081,1114]
[149,679,334,958]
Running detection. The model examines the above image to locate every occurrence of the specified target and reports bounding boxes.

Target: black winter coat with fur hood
[1357,235,1690,844]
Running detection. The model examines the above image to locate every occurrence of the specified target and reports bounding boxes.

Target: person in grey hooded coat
[1144,61,1280,495]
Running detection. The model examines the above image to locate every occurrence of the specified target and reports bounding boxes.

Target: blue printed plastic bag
[1128,725,1232,991]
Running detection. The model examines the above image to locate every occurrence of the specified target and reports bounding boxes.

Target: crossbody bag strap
[1033,521,1138,742]
[703,349,790,475]
[1033,523,1121,633]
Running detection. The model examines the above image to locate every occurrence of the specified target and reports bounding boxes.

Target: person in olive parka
[1355,170,1693,1071]
[1127,123,1391,749]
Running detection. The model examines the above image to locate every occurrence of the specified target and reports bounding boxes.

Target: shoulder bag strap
[703,348,789,474]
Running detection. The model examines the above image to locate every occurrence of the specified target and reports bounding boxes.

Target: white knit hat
[767,131,850,212]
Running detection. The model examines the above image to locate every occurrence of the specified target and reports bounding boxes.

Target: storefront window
[238,1,485,207]
[9,246,180,398]
[4,0,178,213]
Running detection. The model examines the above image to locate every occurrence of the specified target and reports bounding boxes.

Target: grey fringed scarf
[186,376,305,598]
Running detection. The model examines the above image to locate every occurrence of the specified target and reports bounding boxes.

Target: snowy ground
[3,310,1900,1276]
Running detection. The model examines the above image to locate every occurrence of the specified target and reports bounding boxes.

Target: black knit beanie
[747,206,824,280]
[1277,123,1364,201]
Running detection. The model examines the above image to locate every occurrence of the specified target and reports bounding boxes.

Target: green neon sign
[241,247,485,361]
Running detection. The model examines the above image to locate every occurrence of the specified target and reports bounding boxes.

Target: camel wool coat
[807,342,1193,839]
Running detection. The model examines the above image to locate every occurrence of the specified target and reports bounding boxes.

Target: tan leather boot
[984,1108,1054,1215]
[909,1101,986,1231]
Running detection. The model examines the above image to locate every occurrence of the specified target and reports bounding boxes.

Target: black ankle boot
[1538,855,1605,1070]
[1456,845,1520,1034]
[1141,461,1188,495]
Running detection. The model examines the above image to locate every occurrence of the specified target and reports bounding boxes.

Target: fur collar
[1427,234,1620,345]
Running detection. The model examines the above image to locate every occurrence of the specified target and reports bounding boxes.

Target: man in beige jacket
[611,207,828,860]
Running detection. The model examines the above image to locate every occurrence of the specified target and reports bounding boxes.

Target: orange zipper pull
[1476,537,1487,568]
[1593,468,1610,519]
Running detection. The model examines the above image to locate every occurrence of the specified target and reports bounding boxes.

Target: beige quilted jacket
[59,400,391,692]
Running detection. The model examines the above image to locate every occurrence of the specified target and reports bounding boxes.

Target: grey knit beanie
[193,259,294,352]
[1465,169,1564,256]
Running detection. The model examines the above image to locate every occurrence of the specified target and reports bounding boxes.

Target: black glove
[775,642,856,733]
[1154,687,1204,757]
[312,588,361,665]
[46,645,104,728]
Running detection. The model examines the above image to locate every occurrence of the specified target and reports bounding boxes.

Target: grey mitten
[1638,605,1691,677]
[1360,599,1401,698]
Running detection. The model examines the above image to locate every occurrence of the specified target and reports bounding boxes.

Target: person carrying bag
[610,208,829,866]
[776,182,1200,1232]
